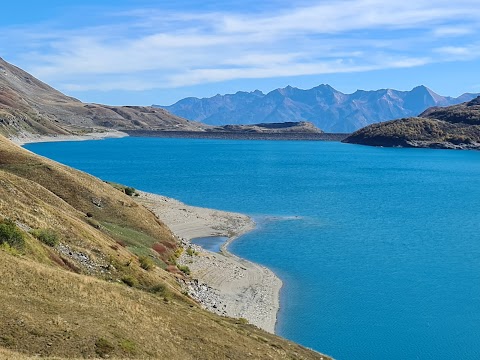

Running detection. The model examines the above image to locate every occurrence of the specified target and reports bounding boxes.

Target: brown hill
[419,96,480,125]
[219,121,323,133]
[343,96,480,149]
[0,134,329,359]
[0,57,208,138]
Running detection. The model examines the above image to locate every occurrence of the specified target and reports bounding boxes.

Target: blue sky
[1,0,479,105]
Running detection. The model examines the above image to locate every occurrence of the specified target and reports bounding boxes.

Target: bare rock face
[0,57,209,137]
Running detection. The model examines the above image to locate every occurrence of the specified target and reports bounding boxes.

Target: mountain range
[157,86,479,133]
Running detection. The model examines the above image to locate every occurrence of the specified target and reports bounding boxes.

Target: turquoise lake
[191,236,228,253]
[25,137,480,360]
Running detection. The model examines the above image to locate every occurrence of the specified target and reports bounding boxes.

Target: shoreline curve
[135,191,282,334]
[10,129,128,145]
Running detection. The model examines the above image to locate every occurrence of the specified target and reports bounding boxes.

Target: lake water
[191,236,228,253]
[25,137,480,360]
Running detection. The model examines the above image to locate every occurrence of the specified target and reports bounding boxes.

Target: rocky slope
[343,96,480,149]
[0,57,208,138]
[157,85,479,132]
[0,134,330,359]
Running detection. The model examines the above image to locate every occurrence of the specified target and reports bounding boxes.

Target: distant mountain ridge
[156,85,479,132]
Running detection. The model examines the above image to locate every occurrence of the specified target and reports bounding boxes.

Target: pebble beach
[135,192,282,333]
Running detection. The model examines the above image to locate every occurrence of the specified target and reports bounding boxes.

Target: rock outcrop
[343,96,480,149]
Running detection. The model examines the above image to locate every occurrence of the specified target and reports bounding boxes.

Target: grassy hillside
[0,251,328,359]
[0,135,329,359]
[343,96,480,149]
[0,57,208,138]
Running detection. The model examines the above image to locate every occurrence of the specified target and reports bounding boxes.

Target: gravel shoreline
[135,192,282,333]
[10,129,128,145]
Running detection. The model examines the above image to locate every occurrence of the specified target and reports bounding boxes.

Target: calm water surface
[191,236,228,253]
[25,138,480,360]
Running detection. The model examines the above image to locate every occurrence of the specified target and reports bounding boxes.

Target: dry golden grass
[0,135,177,262]
[0,252,329,359]
[0,134,330,359]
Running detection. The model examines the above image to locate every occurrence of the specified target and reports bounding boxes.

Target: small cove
[191,236,229,253]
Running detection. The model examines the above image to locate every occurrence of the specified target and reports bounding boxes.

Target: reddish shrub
[163,242,176,249]
[61,256,82,273]
[49,251,67,268]
[152,243,167,254]
[166,265,180,273]
[48,251,81,273]
[116,240,126,247]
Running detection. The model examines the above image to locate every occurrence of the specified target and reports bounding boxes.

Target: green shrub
[119,339,136,354]
[87,218,101,229]
[177,265,191,275]
[237,317,249,325]
[106,181,138,196]
[186,247,197,256]
[31,228,60,247]
[0,242,21,256]
[0,219,25,249]
[149,283,167,296]
[139,256,155,271]
[121,275,137,287]
[124,187,136,196]
[173,247,184,258]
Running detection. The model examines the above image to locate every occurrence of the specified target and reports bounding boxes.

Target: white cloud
[432,27,474,37]
[434,44,480,60]
[217,0,480,35]
[2,0,480,92]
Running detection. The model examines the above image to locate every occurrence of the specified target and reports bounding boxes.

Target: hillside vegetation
[343,96,480,149]
[0,57,208,138]
[419,96,480,125]
[0,135,329,359]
